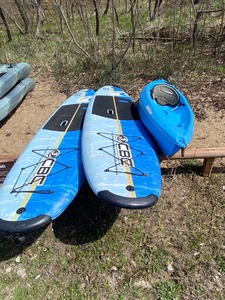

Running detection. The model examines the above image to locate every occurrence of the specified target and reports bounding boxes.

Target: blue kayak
[0,62,31,98]
[139,79,195,156]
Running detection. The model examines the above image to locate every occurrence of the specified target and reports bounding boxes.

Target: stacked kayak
[0,62,35,121]
[139,79,194,157]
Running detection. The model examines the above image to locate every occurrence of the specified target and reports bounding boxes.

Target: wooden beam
[159,147,225,160]
[0,156,17,184]
[159,147,225,176]
[0,147,225,183]
[202,158,215,177]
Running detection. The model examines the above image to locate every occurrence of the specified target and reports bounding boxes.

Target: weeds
[155,281,181,300]
[0,1,225,300]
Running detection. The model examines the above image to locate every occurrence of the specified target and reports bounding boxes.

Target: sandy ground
[0,76,67,156]
[0,75,224,168]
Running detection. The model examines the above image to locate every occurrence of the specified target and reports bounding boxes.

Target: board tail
[0,215,52,233]
[98,191,158,209]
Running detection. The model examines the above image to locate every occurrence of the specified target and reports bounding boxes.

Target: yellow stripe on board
[12,181,38,221]
[12,90,87,221]
[111,87,136,198]
[55,102,83,149]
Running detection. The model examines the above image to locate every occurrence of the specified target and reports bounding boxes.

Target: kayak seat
[151,84,180,107]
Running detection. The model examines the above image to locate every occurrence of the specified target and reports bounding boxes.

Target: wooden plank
[159,147,225,177]
[0,147,225,182]
[159,147,225,161]
[202,158,215,176]
[0,156,17,184]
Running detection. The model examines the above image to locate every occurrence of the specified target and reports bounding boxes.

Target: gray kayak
[0,78,36,121]
[0,62,31,98]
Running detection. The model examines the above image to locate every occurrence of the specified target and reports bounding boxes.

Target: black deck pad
[92,96,139,120]
[43,104,87,132]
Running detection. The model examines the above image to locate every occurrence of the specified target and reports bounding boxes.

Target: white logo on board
[29,150,60,186]
[116,135,134,167]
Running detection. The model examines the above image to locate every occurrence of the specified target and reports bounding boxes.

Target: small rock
[167,261,174,273]
[110,266,118,272]
[15,256,21,263]
[134,280,151,289]
[17,268,26,278]
[18,235,26,242]
[5,267,12,273]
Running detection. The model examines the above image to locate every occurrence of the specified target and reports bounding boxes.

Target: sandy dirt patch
[0,74,224,168]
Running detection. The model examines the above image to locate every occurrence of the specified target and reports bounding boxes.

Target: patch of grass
[12,281,85,300]
[0,2,225,300]
[138,245,167,274]
[0,173,225,299]
[1,0,223,92]
[155,281,181,300]
[216,255,225,274]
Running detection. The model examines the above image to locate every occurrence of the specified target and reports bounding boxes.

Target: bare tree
[0,5,12,41]
[130,0,136,52]
[34,0,44,35]
[55,0,64,34]
[104,0,119,26]
[15,0,31,33]
[104,0,110,15]
[93,0,99,36]
[54,0,96,64]
[1,5,24,34]
[152,0,163,21]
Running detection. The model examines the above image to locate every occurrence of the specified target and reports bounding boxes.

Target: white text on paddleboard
[116,135,134,167]
[29,150,60,185]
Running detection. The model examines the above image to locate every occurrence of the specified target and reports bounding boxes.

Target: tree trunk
[152,0,163,21]
[0,5,12,41]
[15,0,31,34]
[104,0,110,15]
[130,0,136,52]
[93,0,99,36]
[35,0,43,35]
[1,5,25,34]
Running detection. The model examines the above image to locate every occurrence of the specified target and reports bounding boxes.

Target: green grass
[155,281,181,300]
[0,2,225,299]
[216,255,225,274]
[0,173,224,299]
[0,0,224,91]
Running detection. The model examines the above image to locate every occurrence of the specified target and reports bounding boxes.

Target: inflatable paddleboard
[0,62,31,98]
[0,89,95,233]
[82,85,162,209]
[0,78,36,122]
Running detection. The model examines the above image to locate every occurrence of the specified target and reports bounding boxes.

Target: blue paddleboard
[82,86,162,209]
[0,89,95,233]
